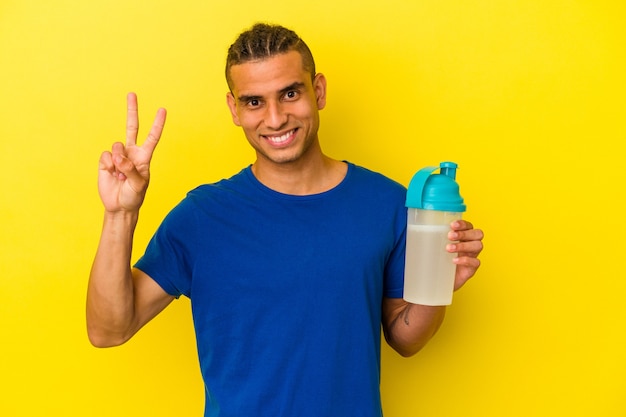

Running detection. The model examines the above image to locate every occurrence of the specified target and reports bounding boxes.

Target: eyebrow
[237,82,306,103]
[279,82,306,96]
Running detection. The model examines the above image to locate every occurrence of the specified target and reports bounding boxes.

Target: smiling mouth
[263,129,296,145]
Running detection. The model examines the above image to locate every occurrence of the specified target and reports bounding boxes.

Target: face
[226,50,327,168]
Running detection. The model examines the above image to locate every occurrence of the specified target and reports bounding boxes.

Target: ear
[226,92,241,126]
[313,73,327,110]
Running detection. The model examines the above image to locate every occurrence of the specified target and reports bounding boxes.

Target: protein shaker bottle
[403,162,466,306]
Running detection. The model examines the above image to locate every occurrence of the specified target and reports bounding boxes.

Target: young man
[87,23,484,416]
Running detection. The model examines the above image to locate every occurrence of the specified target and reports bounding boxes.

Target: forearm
[87,211,139,347]
[383,298,446,357]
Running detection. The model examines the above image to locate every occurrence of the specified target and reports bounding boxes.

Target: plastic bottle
[403,162,466,306]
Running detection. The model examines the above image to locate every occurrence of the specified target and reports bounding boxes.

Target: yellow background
[1,0,624,415]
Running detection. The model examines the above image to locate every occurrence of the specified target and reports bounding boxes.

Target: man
[87,23,484,416]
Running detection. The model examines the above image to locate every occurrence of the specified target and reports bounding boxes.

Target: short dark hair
[225,23,316,91]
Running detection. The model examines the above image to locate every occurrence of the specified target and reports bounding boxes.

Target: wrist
[104,207,139,219]
[102,209,140,234]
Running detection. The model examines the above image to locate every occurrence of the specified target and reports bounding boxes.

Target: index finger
[450,219,474,231]
[141,107,167,157]
[126,92,139,146]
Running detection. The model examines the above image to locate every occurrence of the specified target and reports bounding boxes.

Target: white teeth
[266,130,294,144]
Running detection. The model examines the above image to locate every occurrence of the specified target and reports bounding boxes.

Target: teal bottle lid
[406,161,466,212]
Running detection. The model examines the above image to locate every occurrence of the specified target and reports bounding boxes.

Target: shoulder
[337,163,407,220]
[185,166,255,202]
[346,163,407,197]
[161,167,255,222]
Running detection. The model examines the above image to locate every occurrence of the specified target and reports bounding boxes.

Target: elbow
[86,323,131,348]
[87,331,128,348]
[86,307,136,348]
[385,335,427,358]
[383,311,446,358]
[394,345,421,358]
[387,324,443,358]
[382,298,447,359]
[88,334,122,348]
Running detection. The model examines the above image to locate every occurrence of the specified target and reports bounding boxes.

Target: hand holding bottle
[449,219,484,291]
[404,162,471,306]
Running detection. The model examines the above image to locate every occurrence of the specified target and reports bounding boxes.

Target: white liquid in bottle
[403,224,457,305]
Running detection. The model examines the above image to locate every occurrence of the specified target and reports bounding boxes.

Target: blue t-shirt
[136,163,407,417]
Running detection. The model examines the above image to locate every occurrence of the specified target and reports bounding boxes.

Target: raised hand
[98,93,167,213]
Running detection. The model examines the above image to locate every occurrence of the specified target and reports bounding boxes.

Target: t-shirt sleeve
[383,226,406,299]
[134,200,196,299]
[383,193,407,299]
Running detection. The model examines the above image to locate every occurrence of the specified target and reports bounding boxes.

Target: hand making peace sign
[98,93,167,213]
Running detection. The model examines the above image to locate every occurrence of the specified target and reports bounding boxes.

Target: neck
[251,149,347,196]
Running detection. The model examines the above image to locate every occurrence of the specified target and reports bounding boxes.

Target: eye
[247,98,261,107]
[283,90,299,100]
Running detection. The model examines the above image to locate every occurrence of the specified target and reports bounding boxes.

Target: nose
[264,100,288,130]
